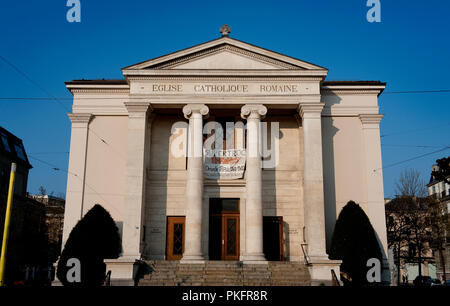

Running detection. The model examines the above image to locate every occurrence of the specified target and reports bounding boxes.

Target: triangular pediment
[122,37,326,71]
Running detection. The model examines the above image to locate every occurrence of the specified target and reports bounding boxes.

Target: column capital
[297,103,325,119]
[124,101,153,114]
[183,104,209,119]
[240,104,267,120]
[67,113,93,124]
[359,114,383,126]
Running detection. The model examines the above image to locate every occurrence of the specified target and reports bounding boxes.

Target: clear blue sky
[0,1,449,198]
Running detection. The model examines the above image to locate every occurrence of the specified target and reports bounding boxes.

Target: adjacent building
[428,160,450,208]
[62,27,389,284]
[0,126,48,285]
[385,196,437,285]
[29,194,65,264]
[428,158,450,282]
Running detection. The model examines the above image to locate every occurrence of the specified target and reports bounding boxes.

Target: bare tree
[386,196,432,283]
[406,198,432,279]
[386,204,409,285]
[38,186,47,196]
[395,169,427,197]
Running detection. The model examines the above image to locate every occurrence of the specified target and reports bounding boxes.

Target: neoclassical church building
[62,26,389,285]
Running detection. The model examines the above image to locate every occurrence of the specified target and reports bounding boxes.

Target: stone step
[139,260,311,286]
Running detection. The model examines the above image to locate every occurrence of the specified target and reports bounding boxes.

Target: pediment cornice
[122,37,327,74]
[151,44,297,70]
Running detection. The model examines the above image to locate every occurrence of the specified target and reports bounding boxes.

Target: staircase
[139,261,311,286]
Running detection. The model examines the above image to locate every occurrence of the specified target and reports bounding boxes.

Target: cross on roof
[220,24,231,37]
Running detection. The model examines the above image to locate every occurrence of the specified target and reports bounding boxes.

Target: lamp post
[0,163,17,286]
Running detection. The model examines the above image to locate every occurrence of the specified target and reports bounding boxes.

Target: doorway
[166,216,185,260]
[209,198,240,260]
[263,216,284,261]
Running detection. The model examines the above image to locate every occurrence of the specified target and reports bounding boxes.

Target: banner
[204,149,246,180]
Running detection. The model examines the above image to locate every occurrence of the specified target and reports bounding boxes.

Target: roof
[64,36,385,92]
[427,157,450,185]
[65,79,387,87]
[64,79,127,85]
[322,81,386,86]
[0,126,32,169]
[121,36,328,71]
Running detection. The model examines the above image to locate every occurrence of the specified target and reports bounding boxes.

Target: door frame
[263,216,285,261]
[209,198,240,260]
[166,216,185,260]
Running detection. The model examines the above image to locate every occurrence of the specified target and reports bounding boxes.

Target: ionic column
[181,104,209,262]
[122,101,152,260]
[62,113,92,247]
[241,104,267,263]
[298,103,328,260]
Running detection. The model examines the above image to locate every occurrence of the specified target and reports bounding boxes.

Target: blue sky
[0,0,449,198]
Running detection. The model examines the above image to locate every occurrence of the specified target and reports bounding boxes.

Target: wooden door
[209,198,240,260]
[223,215,240,260]
[166,216,185,260]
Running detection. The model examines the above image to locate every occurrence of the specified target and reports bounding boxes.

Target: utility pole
[0,163,17,286]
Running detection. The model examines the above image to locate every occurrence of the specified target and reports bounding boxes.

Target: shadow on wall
[264,116,300,261]
[143,115,174,260]
[263,116,280,260]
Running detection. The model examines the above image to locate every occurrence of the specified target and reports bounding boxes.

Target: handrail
[301,243,311,266]
[331,269,341,286]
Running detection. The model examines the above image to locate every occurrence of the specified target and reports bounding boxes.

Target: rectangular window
[14,143,26,161]
[1,133,11,152]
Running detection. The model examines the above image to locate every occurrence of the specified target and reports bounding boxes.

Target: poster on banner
[204,149,246,180]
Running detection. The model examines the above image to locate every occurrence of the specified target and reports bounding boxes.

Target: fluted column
[122,101,152,260]
[241,104,267,263]
[181,104,209,262]
[298,102,328,260]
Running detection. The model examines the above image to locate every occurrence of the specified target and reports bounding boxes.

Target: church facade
[62,28,389,284]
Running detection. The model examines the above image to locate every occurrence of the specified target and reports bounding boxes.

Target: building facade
[0,126,49,285]
[62,29,389,284]
[427,158,450,282]
[385,196,438,285]
[428,161,450,208]
[29,194,65,264]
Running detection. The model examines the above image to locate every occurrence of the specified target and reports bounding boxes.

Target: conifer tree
[329,201,382,286]
[57,204,122,286]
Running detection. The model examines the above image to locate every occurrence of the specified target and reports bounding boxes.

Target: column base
[308,257,342,286]
[104,257,140,285]
[180,254,206,264]
[240,253,268,264]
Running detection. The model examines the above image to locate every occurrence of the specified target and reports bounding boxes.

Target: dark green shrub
[329,201,382,286]
[57,204,121,286]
